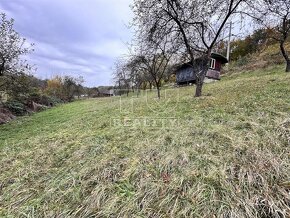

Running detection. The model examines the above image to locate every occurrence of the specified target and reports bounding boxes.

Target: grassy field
[0,66,289,217]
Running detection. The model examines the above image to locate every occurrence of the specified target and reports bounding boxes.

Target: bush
[3,100,27,116]
[46,96,63,106]
[235,56,250,67]
[28,93,63,107]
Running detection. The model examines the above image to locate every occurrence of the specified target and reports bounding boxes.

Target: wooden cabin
[98,89,115,97]
[174,53,228,85]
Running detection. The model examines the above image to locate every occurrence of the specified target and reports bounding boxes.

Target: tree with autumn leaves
[45,76,84,102]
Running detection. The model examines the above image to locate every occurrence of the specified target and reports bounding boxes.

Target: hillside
[229,42,290,71]
[0,66,289,217]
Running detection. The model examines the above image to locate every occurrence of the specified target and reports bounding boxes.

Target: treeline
[0,70,113,117]
[0,72,87,115]
[0,13,99,122]
[216,27,290,63]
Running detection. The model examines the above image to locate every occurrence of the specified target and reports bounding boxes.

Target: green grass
[0,65,289,217]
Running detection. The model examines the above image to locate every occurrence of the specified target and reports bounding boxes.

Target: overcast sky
[0,0,133,87]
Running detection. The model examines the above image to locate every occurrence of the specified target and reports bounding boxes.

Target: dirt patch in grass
[0,108,16,124]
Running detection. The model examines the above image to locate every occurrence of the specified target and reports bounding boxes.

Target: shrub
[235,56,250,67]
[28,93,63,107]
[3,100,27,116]
[46,96,63,106]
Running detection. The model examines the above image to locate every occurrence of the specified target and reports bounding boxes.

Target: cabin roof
[211,53,228,64]
[173,53,228,73]
[99,89,114,95]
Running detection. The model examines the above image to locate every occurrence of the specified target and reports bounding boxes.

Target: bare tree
[132,0,250,97]
[253,0,290,72]
[113,58,132,96]
[134,46,172,99]
[114,45,172,99]
[74,76,85,99]
[125,57,143,94]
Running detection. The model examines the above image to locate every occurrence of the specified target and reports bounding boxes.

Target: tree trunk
[0,56,5,76]
[157,87,161,99]
[280,42,290,72]
[195,80,203,97]
[194,59,209,97]
[286,60,290,72]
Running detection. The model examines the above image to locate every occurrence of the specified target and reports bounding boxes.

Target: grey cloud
[0,0,133,86]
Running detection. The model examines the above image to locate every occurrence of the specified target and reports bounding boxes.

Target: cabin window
[210,58,216,69]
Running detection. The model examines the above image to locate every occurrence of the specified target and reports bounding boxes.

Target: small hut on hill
[174,53,228,85]
[98,89,115,97]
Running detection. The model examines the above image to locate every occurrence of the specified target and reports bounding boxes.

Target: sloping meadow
[0,66,289,217]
